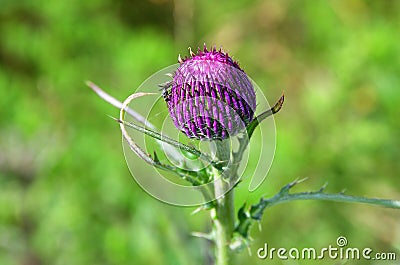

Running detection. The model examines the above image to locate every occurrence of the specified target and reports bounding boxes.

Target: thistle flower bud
[162,45,256,140]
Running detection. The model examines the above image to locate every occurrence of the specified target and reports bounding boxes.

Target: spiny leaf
[116,117,223,171]
[235,179,400,240]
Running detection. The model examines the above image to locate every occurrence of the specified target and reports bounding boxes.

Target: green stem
[212,190,234,265]
[212,140,235,265]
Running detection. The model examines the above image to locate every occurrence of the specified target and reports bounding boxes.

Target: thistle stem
[212,140,235,265]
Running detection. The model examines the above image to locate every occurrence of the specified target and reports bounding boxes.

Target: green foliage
[1,1,399,264]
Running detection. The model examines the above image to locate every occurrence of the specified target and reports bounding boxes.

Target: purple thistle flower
[162,45,256,140]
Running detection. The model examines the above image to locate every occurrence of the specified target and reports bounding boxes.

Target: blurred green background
[1,0,399,264]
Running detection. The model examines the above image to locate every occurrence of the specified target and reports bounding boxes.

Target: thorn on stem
[319,182,329,192]
[191,232,213,241]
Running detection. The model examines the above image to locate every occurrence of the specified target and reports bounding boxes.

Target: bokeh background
[1,0,399,264]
